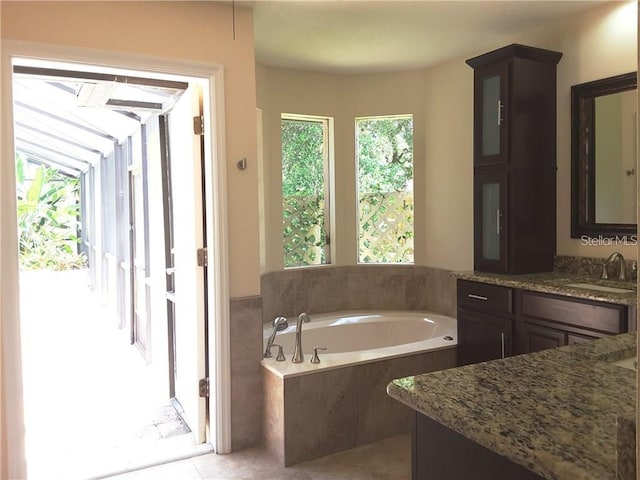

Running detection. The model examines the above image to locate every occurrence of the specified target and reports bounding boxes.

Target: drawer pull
[467,294,488,301]
[501,332,505,359]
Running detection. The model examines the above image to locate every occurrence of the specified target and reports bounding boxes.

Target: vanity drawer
[520,291,626,335]
[457,280,513,315]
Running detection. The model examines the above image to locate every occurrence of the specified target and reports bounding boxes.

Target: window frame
[355,114,415,265]
[280,113,334,268]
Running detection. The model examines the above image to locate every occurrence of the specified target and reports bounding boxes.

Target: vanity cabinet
[467,44,562,274]
[412,412,545,480]
[457,280,632,362]
[517,290,628,354]
[457,280,513,365]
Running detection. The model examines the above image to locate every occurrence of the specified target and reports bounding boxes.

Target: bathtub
[262,310,457,465]
[261,310,457,378]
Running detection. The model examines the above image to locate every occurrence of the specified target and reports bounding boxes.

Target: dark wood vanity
[406,44,638,480]
[409,276,636,480]
[457,278,634,365]
[393,332,638,480]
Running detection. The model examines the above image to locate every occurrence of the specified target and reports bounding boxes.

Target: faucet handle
[311,346,327,364]
[269,344,286,361]
[599,262,609,280]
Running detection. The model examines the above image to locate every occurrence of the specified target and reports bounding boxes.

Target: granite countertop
[453,270,637,306]
[387,333,637,480]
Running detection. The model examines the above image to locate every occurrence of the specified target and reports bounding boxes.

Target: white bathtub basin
[262,310,457,377]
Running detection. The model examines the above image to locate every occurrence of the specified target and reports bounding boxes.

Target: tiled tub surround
[387,333,637,480]
[263,346,456,466]
[229,296,264,450]
[261,265,457,324]
[231,265,456,452]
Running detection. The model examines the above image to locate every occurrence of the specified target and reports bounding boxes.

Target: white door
[167,84,208,443]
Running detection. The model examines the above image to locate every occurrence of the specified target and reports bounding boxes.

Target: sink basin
[611,356,637,371]
[565,282,635,294]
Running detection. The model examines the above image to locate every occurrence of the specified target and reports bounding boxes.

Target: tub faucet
[603,252,627,281]
[264,316,288,358]
[292,312,311,363]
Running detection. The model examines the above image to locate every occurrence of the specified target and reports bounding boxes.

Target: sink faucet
[292,312,311,363]
[603,252,627,281]
[264,316,288,358]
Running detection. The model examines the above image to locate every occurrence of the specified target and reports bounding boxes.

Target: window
[281,114,331,268]
[356,115,414,263]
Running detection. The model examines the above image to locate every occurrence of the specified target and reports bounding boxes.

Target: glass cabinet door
[474,63,508,165]
[474,172,507,272]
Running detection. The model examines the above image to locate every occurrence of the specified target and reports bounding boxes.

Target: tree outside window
[356,115,414,264]
[281,115,331,268]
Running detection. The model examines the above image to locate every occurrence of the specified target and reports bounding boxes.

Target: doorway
[4,47,230,478]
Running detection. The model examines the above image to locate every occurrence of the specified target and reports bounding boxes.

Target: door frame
[1,40,232,466]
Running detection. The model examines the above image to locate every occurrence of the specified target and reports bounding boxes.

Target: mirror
[571,72,637,239]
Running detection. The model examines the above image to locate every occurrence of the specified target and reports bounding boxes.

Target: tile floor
[107,433,411,480]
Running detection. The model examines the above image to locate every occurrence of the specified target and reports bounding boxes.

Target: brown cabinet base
[413,412,544,480]
[457,279,632,364]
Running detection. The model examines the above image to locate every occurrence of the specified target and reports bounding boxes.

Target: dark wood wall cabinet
[467,44,562,274]
[457,279,632,365]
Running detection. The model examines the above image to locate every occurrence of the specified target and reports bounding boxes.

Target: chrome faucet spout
[292,312,311,363]
[605,252,627,281]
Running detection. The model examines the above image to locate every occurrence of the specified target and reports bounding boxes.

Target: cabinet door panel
[521,291,626,335]
[481,182,501,260]
[413,412,545,480]
[458,309,512,366]
[481,74,501,156]
[474,172,507,272]
[473,63,509,166]
[522,323,566,353]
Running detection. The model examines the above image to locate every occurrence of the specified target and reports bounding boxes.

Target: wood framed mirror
[571,72,637,239]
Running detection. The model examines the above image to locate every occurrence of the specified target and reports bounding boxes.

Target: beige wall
[552,1,637,258]
[1,1,261,297]
[257,1,638,272]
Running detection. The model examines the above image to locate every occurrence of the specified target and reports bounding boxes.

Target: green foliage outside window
[357,116,414,263]
[281,114,414,267]
[16,154,87,270]
[281,118,328,267]
[357,116,413,194]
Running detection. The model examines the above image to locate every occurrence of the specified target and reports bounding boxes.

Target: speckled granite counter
[453,270,637,305]
[387,333,637,480]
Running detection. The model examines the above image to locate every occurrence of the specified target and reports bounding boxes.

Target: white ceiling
[249,0,613,74]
